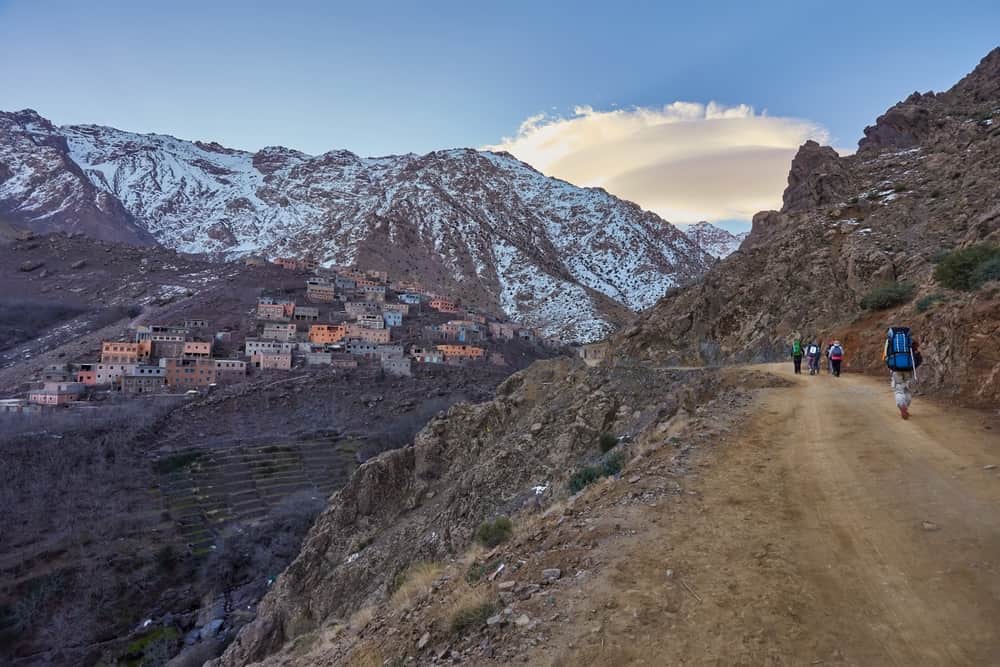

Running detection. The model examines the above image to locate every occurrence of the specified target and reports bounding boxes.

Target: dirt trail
[533,365,1000,666]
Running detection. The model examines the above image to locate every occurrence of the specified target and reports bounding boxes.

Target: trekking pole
[911,349,918,382]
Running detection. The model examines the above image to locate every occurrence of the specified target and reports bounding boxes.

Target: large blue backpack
[886,326,913,371]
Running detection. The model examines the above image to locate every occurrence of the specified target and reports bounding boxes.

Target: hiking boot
[900,405,909,420]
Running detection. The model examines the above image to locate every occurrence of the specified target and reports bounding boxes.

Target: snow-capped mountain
[0,110,712,341]
[683,222,747,259]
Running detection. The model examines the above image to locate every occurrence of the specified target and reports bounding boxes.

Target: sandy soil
[531,364,1000,666]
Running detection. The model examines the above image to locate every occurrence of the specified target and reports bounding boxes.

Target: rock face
[0,110,153,245]
[683,222,748,259]
[0,112,712,341]
[618,47,1000,405]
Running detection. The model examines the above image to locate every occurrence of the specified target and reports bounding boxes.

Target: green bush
[933,244,1000,290]
[598,432,618,453]
[860,282,916,310]
[473,517,513,548]
[568,452,626,494]
[971,256,1000,288]
[916,294,948,313]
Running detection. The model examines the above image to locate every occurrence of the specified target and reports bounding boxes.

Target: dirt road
[540,365,1000,666]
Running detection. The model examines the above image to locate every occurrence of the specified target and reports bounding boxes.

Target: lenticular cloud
[485,103,831,224]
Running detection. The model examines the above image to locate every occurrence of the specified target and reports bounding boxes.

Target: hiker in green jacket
[791,338,804,374]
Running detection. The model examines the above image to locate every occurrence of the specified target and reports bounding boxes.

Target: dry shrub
[390,561,443,611]
[345,642,383,667]
[348,605,375,632]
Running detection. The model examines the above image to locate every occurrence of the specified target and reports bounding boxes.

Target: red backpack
[830,344,843,360]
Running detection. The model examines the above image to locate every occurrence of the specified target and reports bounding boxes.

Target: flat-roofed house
[251,352,293,370]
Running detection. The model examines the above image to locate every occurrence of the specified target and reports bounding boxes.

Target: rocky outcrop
[617,48,1000,405]
[781,140,851,212]
[219,359,723,665]
[683,222,747,258]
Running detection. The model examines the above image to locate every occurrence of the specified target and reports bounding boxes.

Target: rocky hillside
[618,47,1000,405]
[683,222,747,259]
[0,114,712,342]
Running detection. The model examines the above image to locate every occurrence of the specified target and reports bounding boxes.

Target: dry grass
[345,642,384,667]
[348,605,375,632]
[390,561,443,611]
[445,587,497,636]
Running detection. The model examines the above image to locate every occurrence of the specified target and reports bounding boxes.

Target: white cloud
[485,102,831,224]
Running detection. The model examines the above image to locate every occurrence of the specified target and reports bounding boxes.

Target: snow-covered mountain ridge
[683,222,748,259]
[0,110,713,341]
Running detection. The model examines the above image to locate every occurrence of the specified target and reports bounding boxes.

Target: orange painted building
[163,358,217,389]
[429,298,459,314]
[309,324,348,344]
[101,340,152,364]
[345,323,390,344]
[436,344,485,360]
[182,341,213,358]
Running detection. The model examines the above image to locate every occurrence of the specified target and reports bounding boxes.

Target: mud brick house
[381,302,409,316]
[121,366,167,395]
[41,364,73,382]
[182,341,213,358]
[439,320,483,343]
[0,398,38,414]
[275,257,318,271]
[151,335,186,359]
[358,313,385,330]
[305,351,332,365]
[184,319,208,329]
[92,363,137,386]
[381,310,403,327]
[334,275,357,291]
[257,296,295,321]
[578,342,609,366]
[215,330,234,343]
[410,346,444,364]
[306,279,338,303]
[490,352,507,366]
[360,284,387,302]
[366,270,389,283]
[346,340,379,359]
[244,255,269,267]
[489,322,519,340]
[345,301,379,318]
[292,306,320,321]
[437,344,485,362]
[398,293,422,305]
[262,322,298,342]
[163,358,216,389]
[214,359,247,384]
[309,324,347,344]
[29,381,85,406]
[244,339,296,357]
[329,353,359,369]
[134,324,188,341]
[377,344,404,360]
[101,341,152,364]
[345,323,390,344]
[251,352,293,370]
[429,297,459,313]
[381,356,412,377]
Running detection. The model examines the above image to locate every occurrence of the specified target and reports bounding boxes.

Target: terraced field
[157,440,359,553]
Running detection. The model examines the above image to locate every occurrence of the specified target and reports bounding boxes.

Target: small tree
[933,244,1000,290]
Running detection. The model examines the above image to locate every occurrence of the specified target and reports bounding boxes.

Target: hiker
[884,327,922,419]
[791,338,804,374]
[806,340,821,375]
[829,340,844,377]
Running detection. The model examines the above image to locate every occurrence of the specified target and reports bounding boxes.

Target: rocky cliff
[683,222,747,258]
[0,114,712,342]
[617,47,1000,405]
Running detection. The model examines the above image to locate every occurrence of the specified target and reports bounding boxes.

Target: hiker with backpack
[791,338,804,374]
[884,327,922,419]
[806,340,821,375]
[828,340,844,377]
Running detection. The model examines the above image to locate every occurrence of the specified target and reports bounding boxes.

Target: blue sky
[1,1,996,229]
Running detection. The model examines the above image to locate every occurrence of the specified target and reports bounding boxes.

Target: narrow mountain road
[538,364,1000,666]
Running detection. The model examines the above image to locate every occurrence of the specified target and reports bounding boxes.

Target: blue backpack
[886,326,913,371]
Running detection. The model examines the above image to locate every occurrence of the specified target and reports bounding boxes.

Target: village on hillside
[0,257,564,414]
